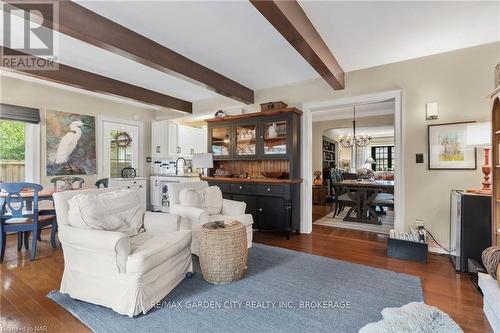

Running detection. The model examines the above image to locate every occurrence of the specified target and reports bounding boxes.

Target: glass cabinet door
[263,120,287,155]
[210,126,232,157]
[235,123,257,157]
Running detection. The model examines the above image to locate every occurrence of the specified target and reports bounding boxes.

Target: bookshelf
[322,136,336,169]
[491,87,500,246]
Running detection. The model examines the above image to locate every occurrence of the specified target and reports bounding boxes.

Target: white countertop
[151,174,200,178]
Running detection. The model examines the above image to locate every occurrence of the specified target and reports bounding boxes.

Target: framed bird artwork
[46,110,96,176]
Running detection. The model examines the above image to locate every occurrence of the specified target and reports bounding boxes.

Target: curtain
[0,103,40,124]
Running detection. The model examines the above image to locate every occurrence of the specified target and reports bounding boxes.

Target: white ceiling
[300,1,500,71]
[1,1,498,108]
[76,0,319,90]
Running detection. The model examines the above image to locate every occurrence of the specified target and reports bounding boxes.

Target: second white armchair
[168,181,253,255]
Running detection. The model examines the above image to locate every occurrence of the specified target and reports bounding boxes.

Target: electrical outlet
[415,219,424,228]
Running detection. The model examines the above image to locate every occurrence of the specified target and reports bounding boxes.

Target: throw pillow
[68,189,144,236]
[204,186,223,215]
[482,246,500,280]
[179,188,204,208]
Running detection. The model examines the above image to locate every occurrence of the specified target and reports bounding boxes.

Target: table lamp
[193,153,213,178]
[466,122,492,194]
[365,157,376,169]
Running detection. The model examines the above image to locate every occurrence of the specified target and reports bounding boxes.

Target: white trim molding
[301,90,404,234]
[24,123,41,183]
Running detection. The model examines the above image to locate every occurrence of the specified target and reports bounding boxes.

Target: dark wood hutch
[204,108,302,238]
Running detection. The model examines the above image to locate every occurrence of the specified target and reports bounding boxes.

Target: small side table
[199,221,248,284]
[312,185,328,205]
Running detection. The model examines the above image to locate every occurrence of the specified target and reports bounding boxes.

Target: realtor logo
[1,0,58,69]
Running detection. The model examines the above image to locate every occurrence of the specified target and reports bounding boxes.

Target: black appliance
[449,190,492,272]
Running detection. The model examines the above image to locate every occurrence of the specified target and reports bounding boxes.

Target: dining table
[0,188,56,211]
[333,179,395,225]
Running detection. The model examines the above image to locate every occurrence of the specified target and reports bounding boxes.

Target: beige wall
[195,42,500,246]
[0,75,157,189]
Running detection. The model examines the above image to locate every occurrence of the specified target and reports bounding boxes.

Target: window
[371,146,395,171]
[0,120,26,182]
[110,130,134,178]
[100,118,141,179]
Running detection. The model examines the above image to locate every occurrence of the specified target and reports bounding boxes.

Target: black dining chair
[51,176,85,191]
[331,169,355,218]
[0,182,57,262]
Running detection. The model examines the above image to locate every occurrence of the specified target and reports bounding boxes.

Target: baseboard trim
[428,246,449,255]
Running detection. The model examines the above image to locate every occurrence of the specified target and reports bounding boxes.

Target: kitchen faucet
[175,157,187,175]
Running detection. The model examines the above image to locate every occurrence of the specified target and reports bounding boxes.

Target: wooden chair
[0,183,57,262]
[331,169,355,217]
[51,176,85,191]
[95,178,109,188]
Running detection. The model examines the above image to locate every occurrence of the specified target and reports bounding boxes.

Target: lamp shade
[365,157,376,164]
[192,153,213,168]
[466,122,491,147]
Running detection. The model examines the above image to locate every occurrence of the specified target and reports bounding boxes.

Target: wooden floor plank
[0,223,492,333]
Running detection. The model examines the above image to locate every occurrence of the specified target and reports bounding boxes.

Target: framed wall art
[428,121,477,170]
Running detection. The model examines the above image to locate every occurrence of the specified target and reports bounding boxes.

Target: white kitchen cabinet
[152,121,207,159]
[177,126,207,157]
[151,120,178,159]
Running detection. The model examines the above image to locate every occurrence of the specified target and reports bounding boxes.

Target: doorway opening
[303,90,403,235]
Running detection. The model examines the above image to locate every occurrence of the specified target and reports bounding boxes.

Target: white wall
[194,41,500,246]
[0,75,158,189]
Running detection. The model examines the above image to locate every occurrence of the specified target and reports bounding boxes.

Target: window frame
[371,145,394,171]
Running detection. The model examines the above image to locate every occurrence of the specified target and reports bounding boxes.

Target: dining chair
[51,176,85,191]
[95,178,109,188]
[0,183,57,262]
[331,169,354,217]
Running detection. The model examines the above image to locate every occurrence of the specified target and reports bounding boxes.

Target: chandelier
[339,105,372,148]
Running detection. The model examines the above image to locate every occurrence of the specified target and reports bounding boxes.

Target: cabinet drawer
[230,184,256,193]
[256,184,284,195]
[123,184,145,190]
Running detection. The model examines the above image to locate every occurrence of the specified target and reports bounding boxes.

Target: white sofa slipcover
[53,188,192,317]
[479,272,500,333]
[168,181,253,255]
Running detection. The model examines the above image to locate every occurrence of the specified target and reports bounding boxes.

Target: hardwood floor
[1,228,492,333]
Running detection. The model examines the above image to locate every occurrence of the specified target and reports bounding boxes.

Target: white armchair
[53,188,193,317]
[168,181,253,255]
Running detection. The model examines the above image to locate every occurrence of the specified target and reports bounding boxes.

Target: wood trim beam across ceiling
[5,1,255,104]
[1,47,193,112]
[250,0,345,90]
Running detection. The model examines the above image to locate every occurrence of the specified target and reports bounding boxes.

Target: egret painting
[46,110,96,175]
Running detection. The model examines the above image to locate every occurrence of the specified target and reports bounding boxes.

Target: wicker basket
[199,221,248,284]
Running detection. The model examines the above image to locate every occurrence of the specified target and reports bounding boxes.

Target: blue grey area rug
[48,243,423,333]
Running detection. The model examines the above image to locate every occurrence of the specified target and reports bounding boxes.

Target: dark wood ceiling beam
[250,0,345,90]
[5,1,254,104]
[1,47,192,113]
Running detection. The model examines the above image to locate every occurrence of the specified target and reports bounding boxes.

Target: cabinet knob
[127,186,130,189]
[239,186,243,190]
[139,185,143,188]
[267,187,271,191]
[259,208,263,212]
